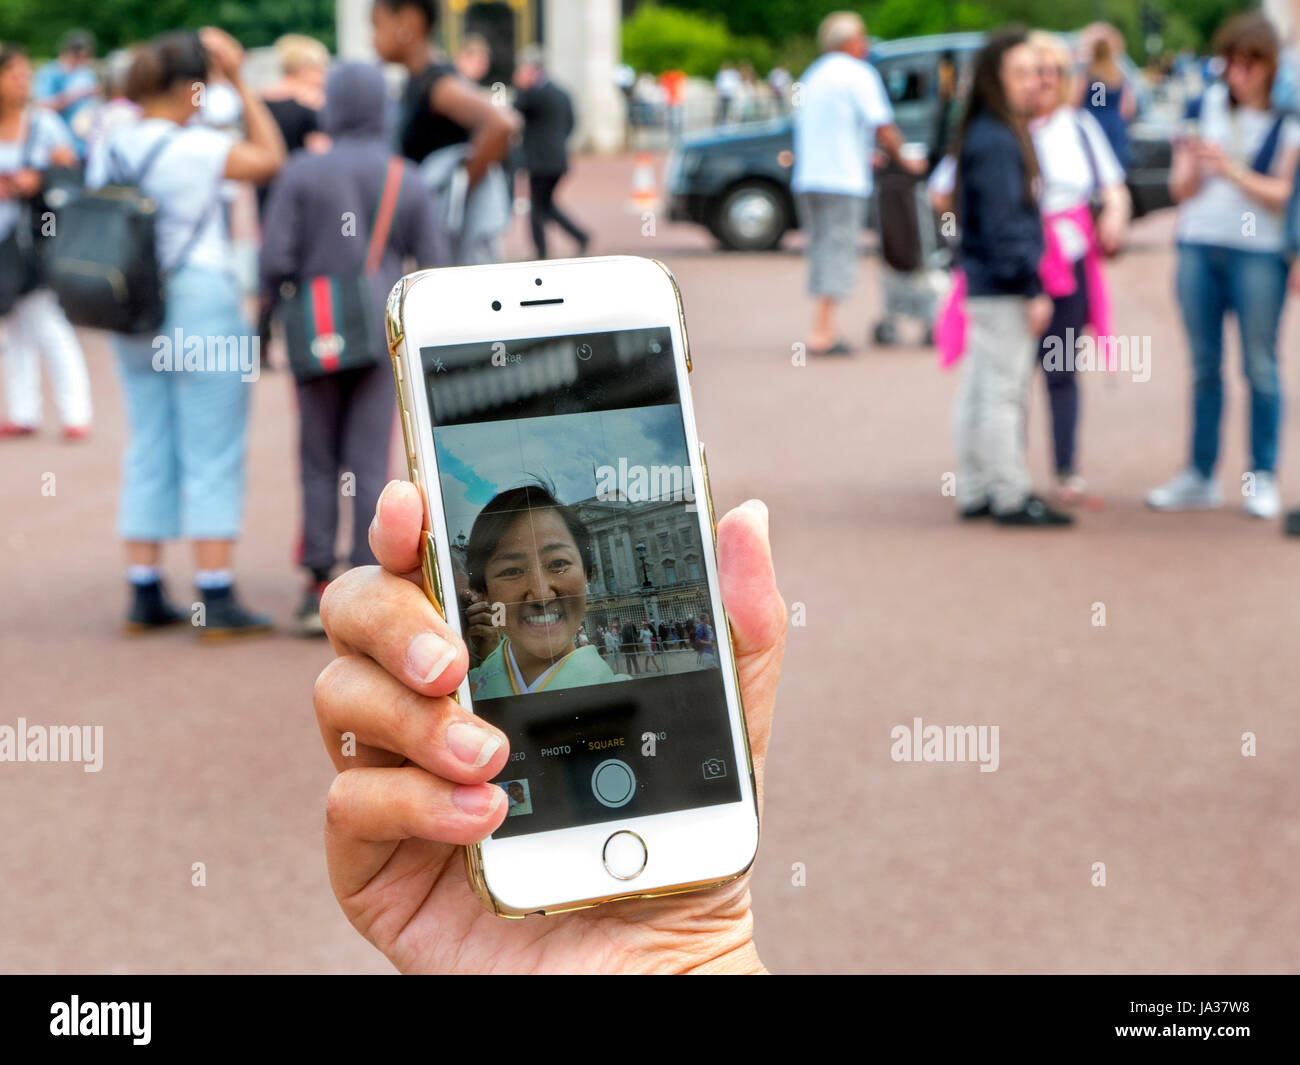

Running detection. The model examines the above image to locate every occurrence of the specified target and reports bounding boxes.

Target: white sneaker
[1146,469,1222,511]
[1243,471,1281,519]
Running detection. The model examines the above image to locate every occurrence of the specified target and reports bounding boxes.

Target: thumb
[716,499,786,780]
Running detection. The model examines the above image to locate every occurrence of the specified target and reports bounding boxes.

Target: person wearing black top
[513,47,589,259]
[371,0,517,180]
[256,34,327,217]
[952,30,1071,528]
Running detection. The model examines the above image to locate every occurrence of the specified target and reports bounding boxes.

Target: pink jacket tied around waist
[936,202,1115,369]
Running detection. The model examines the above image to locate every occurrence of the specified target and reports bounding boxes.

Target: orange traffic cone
[629,150,658,212]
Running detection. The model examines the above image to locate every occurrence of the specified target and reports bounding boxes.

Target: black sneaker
[124,580,187,634]
[294,582,328,638]
[995,495,1075,527]
[197,585,273,641]
[960,501,992,521]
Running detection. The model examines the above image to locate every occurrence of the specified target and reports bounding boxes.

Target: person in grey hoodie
[261,61,445,635]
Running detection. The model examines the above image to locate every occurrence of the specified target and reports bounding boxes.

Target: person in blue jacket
[952,28,1073,527]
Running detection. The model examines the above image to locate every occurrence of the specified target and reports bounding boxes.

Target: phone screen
[419,326,742,838]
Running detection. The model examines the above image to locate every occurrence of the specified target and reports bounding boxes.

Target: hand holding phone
[463,591,502,661]
[314,481,784,973]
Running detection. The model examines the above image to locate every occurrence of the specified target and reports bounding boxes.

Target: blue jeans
[1175,242,1287,476]
[113,266,253,541]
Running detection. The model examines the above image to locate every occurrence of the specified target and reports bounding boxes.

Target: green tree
[655,0,1257,56]
[0,0,335,58]
[622,5,774,76]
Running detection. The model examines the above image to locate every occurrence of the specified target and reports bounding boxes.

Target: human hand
[1096,206,1126,257]
[1193,140,1233,178]
[200,27,245,83]
[1027,293,1053,336]
[6,168,41,199]
[901,153,928,177]
[463,594,502,661]
[315,480,786,973]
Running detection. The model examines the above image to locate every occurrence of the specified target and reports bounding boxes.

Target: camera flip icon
[701,757,727,780]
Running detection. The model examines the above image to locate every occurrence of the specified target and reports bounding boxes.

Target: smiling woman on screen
[465,484,626,698]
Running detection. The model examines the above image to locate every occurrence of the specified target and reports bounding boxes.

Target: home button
[602,830,647,881]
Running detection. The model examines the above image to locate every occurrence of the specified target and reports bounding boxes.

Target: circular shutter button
[602,831,647,880]
[591,758,636,808]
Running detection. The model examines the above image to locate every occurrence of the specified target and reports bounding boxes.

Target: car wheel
[712,181,789,251]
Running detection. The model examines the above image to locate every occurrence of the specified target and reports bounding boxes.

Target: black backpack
[44,128,212,335]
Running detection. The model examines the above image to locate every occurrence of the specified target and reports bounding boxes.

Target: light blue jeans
[113,266,253,541]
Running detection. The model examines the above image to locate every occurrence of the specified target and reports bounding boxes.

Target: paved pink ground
[1,154,1297,973]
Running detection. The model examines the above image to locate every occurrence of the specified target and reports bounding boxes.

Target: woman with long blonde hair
[1078,31,1137,171]
[1027,31,1130,504]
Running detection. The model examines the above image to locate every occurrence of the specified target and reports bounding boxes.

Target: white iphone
[384,255,759,916]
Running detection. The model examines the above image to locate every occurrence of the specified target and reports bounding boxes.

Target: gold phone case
[384,261,758,917]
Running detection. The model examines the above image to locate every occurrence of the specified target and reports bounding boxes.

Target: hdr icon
[491,342,523,365]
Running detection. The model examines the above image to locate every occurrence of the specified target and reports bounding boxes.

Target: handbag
[280,157,404,381]
[0,116,42,316]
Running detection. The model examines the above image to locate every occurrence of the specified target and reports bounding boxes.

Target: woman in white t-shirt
[1027,32,1131,505]
[0,44,92,439]
[1148,13,1300,520]
[91,28,285,637]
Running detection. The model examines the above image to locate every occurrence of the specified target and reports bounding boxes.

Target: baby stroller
[872,164,951,346]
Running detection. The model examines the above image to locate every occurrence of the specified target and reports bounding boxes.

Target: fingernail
[376,479,402,522]
[453,784,502,816]
[742,498,769,530]
[408,632,457,685]
[446,721,503,768]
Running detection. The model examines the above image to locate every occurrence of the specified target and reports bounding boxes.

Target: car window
[878,61,930,104]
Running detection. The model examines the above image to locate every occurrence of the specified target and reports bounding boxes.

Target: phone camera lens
[491,300,502,311]
[534,278,542,286]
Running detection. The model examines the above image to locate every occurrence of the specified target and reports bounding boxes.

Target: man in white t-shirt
[792,11,921,356]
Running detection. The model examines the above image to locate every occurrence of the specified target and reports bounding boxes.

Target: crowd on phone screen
[594,615,716,677]
[0,0,595,642]
[798,10,1300,530]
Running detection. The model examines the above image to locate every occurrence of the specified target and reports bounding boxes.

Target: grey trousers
[296,362,396,576]
[952,295,1035,514]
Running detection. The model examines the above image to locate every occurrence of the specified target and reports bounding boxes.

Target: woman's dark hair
[466,482,594,594]
[375,0,439,32]
[124,30,209,103]
[1214,11,1280,99]
[0,43,28,76]
[955,27,1039,207]
[0,44,28,114]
